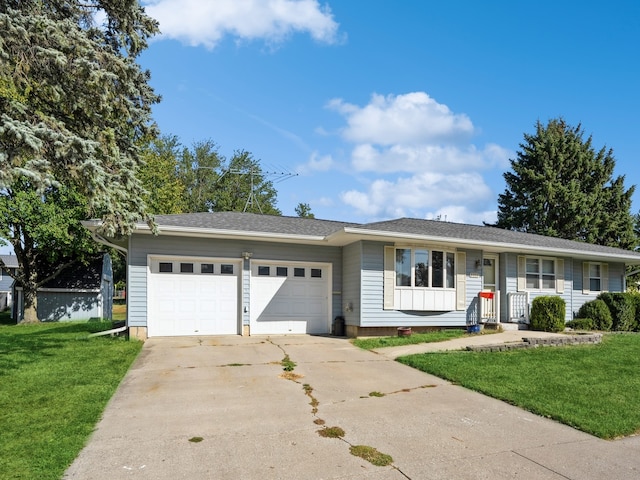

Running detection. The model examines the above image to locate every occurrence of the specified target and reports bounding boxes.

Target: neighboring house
[0,255,18,311]
[83,212,640,339]
[14,254,113,322]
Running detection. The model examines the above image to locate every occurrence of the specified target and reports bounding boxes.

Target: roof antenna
[220,166,298,213]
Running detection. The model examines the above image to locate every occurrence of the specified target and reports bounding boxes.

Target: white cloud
[328,92,475,145]
[351,143,494,173]
[424,206,498,225]
[297,151,335,174]
[325,91,513,223]
[144,0,342,49]
[340,171,494,222]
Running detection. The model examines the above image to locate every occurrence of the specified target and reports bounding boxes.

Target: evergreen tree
[295,202,315,218]
[496,118,635,249]
[0,1,159,321]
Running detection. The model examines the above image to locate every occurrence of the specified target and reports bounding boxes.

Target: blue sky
[2,1,639,255]
[137,0,640,225]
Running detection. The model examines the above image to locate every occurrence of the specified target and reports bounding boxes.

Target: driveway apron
[64,335,640,479]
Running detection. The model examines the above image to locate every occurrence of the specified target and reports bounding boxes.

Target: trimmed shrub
[597,293,637,331]
[566,318,595,330]
[576,299,613,331]
[632,294,640,332]
[530,296,566,332]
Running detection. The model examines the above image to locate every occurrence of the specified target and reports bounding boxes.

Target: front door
[483,254,499,292]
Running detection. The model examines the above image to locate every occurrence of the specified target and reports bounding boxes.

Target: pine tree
[0,1,160,322]
[496,118,635,249]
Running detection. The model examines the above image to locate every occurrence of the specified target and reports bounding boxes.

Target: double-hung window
[518,256,564,293]
[525,257,555,289]
[582,262,608,294]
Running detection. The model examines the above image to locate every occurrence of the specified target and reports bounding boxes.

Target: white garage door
[250,262,330,335]
[148,258,240,336]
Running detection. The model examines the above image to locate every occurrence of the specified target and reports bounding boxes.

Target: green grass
[398,334,640,439]
[0,321,142,480]
[352,329,467,350]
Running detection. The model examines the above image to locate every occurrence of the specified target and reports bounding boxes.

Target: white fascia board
[135,224,328,245]
[342,228,640,264]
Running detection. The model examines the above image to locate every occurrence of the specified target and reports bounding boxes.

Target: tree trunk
[20,281,40,324]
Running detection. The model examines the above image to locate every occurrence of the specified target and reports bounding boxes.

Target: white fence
[507,292,529,323]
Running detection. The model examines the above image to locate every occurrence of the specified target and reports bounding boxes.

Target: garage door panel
[149,259,239,337]
[250,263,329,335]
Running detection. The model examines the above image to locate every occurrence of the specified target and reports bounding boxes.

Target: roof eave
[342,228,640,264]
[135,224,329,245]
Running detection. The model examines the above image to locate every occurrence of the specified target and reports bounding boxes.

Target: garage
[148,257,240,336]
[250,261,330,335]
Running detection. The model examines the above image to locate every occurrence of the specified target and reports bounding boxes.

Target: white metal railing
[478,291,500,323]
[507,292,529,323]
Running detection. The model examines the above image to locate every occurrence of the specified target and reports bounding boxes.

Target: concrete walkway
[372,329,570,359]
[65,334,640,479]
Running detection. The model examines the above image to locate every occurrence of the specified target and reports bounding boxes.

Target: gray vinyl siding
[503,253,572,321]
[465,250,483,324]
[0,268,15,292]
[569,260,625,317]
[0,268,15,310]
[359,241,469,327]
[342,242,362,327]
[128,233,343,328]
[503,254,627,321]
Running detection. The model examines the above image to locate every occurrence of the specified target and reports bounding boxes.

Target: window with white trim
[589,263,601,291]
[518,256,564,293]
[525,257,555,289]
[583,262,608,294]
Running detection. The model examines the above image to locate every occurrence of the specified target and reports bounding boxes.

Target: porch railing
[478,291,500,323]
[507,292,529,323]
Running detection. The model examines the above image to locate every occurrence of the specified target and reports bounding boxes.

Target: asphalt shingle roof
[147,212,640,260]
[350,218,640,258]
[153,211,357,237]
[0,255,18,269]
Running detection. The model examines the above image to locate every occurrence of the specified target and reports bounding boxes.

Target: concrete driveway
[65,335,640,479]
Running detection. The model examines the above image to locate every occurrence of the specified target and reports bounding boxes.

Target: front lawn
[352,329,468,350]
[398,334,640,439]
[0,321,142,480]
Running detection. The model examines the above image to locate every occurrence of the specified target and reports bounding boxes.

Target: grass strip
[0,321,142,479]
[398,334,640,439]
[352,329,467,350]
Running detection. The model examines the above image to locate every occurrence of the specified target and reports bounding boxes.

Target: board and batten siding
[359,241,471,327]
[128,233,344,329]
